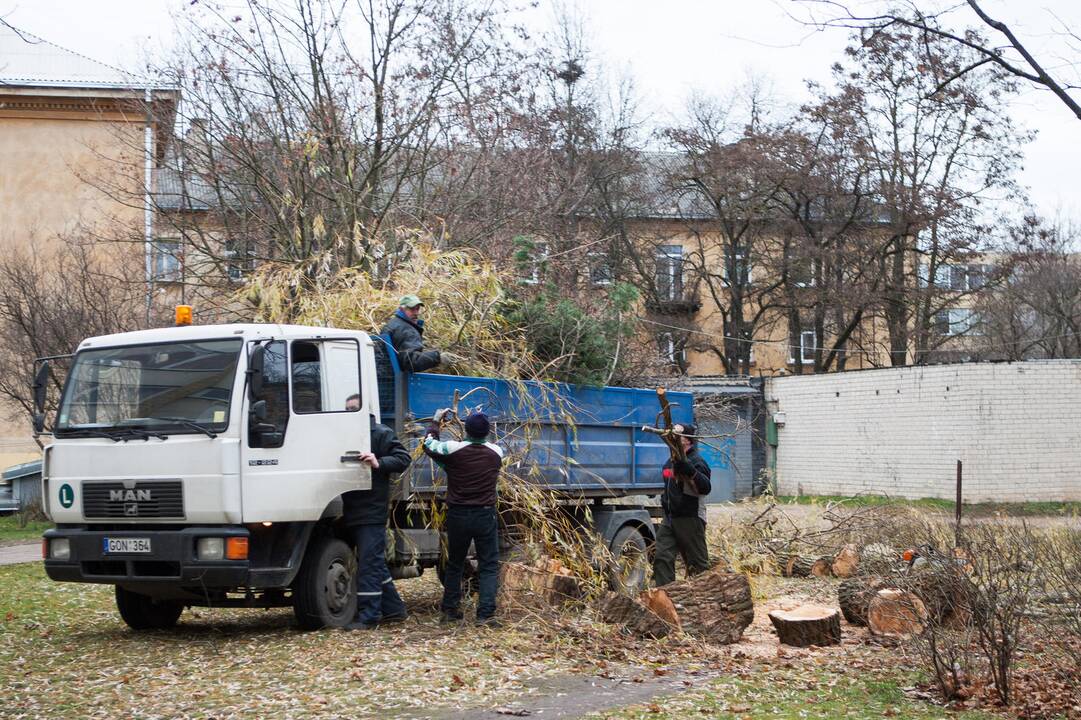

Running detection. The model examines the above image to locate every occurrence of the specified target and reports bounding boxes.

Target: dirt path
[0,542,38,565]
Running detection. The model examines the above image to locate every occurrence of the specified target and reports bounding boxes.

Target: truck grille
[81,481,184,519]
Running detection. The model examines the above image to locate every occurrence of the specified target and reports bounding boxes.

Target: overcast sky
[3,0,1078,219]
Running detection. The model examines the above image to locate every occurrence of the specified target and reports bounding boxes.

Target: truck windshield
[55,339,243,437]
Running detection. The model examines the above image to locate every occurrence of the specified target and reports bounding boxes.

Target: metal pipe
[144,85,154,326]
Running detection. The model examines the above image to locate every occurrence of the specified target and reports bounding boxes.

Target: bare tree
[794,1,1081,122]
[976,216,1081,360]
[815,16,1027,366]
[0,241,146,426]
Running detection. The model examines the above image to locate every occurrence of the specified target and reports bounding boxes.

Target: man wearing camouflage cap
[380,294,441,372]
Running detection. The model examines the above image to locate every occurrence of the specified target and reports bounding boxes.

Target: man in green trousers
[652,423,712,586]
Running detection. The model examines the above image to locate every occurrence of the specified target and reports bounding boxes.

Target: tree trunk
[838,576,891,626]
[810,557,834,578]
[660,565,755,643]
[783,555,816,578]
[501,560,584,608]
[597,591,674,638]
[831,545,860,578]
[867,589,929,638]
[768,606,842,647]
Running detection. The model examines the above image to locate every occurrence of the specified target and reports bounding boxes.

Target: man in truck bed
[381,294,441,372]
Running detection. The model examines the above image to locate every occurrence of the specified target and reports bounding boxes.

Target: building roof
[0,21,159,90]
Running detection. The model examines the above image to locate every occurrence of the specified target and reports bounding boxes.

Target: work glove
[673,459,695,476]
[432,407,452,423]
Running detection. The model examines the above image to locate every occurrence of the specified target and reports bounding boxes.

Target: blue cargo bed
[374,336,693,499]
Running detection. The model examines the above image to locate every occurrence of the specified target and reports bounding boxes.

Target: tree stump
[661,565,755,644]
[867,589,929,638]
[768,605,842,647]
[831,545,860,578]
[837,576,891,626]
[596,592,673,639]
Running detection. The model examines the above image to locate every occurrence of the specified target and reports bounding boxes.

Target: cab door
[241,337,371,522]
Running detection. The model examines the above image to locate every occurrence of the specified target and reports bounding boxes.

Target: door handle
[340,452,365,463]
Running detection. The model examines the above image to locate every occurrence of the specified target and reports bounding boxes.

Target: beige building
[0,25,177,467]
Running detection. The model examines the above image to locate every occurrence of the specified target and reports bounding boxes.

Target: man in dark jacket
[342,419,413,630]
[423,412,504,626]
[652,423,712,587]
[380,294,441,373]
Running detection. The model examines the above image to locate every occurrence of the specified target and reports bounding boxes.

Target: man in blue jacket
[652,423,712,587]
[380,295,441,372]
[343,419,413,630]
[423,412,504,626]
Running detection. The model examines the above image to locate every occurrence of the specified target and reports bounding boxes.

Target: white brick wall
[765,361,1081,502]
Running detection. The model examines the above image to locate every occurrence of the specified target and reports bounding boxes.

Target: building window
[152,240,181,282]
[789,329,817,364]
[722,252,753,286]
[655,245,683,301]
[658,332,686,365]
[224,241,255,282]
[588,253,613,286]
[932,264,992,291]
[933,308,981,336]
[791,261,815,288]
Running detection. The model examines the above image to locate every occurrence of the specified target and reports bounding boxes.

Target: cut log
[768,606,842,647]
[860,543,899,573]
[867,589,928,638]
[596,592,673,638]
[784,555,816,578]
[639,588,681,630]
[500,561,583,607]
[831,545,860,578]
[660,565,754,644]
[838,576,891,626]
[810,557,834,578]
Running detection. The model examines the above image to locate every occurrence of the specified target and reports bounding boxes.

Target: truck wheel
[292,536,357,630]
[115,586,184,631]
[436,558,479,595]
[607,525,650,594]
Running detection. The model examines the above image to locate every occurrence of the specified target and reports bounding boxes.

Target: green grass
[592,670,996,719]
[0,514,51,544]
[774,494,1081,517]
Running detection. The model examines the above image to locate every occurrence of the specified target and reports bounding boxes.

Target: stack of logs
[774,542,896,580]
[769,542,977,643]
[500,559,756,644]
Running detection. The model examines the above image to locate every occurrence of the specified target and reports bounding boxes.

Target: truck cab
[42,323,378,629]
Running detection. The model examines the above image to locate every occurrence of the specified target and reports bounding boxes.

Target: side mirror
[31,362,49,434]
[247,344,265,399]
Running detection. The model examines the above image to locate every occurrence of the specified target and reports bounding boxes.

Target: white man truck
[36,322,693,630]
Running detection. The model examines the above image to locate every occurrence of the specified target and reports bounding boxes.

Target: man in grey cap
[380,294,441,372]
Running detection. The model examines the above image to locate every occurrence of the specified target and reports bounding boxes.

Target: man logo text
[110,489,152,502]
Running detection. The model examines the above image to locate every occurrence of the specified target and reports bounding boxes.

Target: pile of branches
[238,238,620,596]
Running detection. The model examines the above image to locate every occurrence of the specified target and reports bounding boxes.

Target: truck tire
[436,557,479,595]
[292,536,357,630]
[115,586,184,631]
[607,525,650,594]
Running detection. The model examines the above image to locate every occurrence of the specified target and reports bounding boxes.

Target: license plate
[103,538,152,554]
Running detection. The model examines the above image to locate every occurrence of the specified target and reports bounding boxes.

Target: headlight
[196,537,224,561]
[49,538,70,561]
